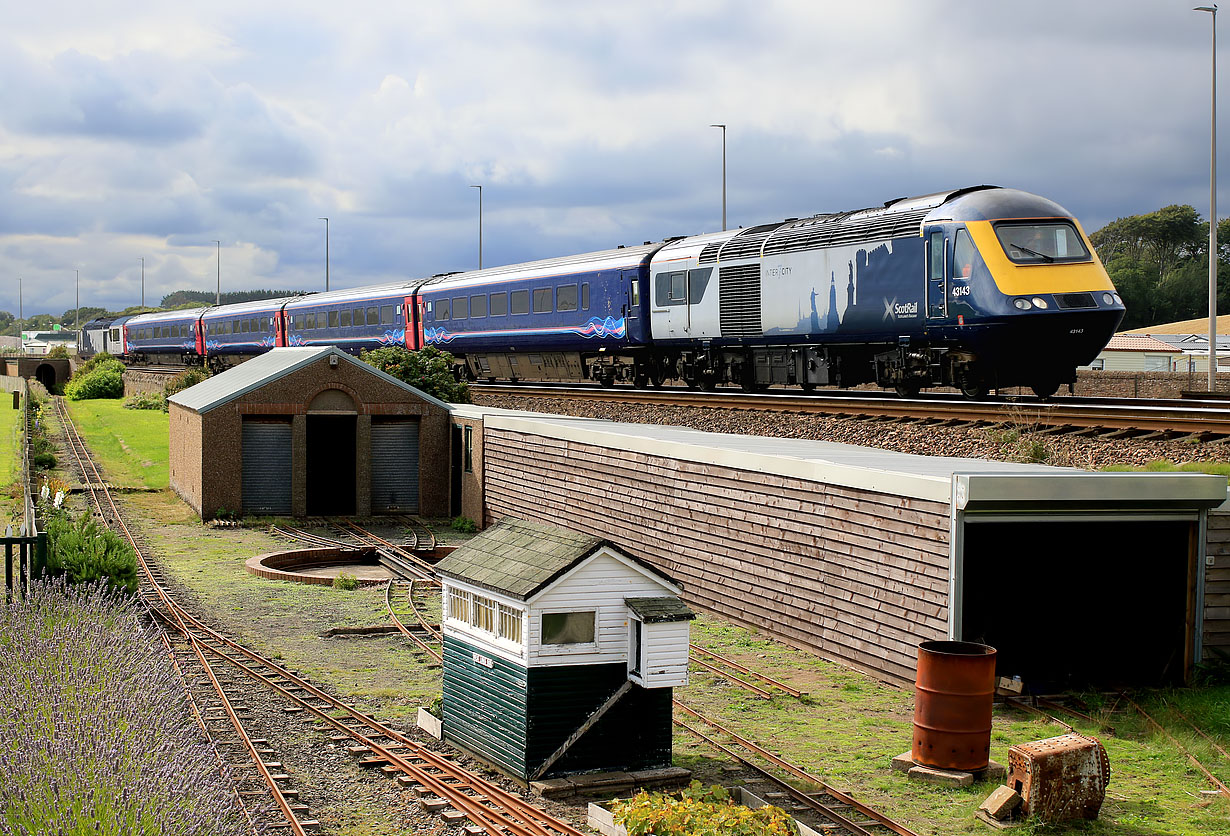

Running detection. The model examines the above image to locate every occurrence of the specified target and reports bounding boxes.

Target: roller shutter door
[371,421,419,513]
[242,421,292,515]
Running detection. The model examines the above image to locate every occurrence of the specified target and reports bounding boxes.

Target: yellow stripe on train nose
[964,220,1117,297]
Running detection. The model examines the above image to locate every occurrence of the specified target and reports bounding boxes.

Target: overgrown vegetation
[63,399,169,490]
[45,345,69,359]
[75,351,119,376]
[42,508,139,594]
[450,515,477,533]
[64,356,125,401]
[123,390,167,411]
[26,387,56,471]
[332,571,359,591]
[0,580,258,835]
[360,345,471,403]
[612,782,797,836]
[164,366,211,399]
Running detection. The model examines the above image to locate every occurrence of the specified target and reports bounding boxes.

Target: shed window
[470,295,487,318]
[510,290,529,315]
[340,310,352,328]
[557,284,578,311]
[328,310,339,328]
[490,292,507,316]
[474,595,495,634]
[541,611,595,645]
[381,305,395,325]
[533,288,552,313]
[367,307,380,326]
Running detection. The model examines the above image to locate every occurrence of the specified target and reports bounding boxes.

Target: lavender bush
[0,580,263,836]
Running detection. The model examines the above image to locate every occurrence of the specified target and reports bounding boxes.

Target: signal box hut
[435,517,694,781]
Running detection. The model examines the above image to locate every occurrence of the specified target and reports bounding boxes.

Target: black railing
[4,381,46,599]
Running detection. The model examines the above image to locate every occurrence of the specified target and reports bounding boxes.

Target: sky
[0,1,1223,318]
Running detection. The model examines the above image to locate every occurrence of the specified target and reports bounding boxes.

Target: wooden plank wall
[483,429,952,683]
[1205,510,1230,662]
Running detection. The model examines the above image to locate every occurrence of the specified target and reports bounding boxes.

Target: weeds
[332,571,359,591]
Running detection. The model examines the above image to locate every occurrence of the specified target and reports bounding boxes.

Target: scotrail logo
[883,297,919,321]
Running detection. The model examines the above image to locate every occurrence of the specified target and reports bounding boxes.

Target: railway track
[54,398,590,836]
[474,383,1230,438]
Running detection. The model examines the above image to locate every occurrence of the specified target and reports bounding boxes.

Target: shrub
[450,515,477,533]
[165,366,211,398]
[43,510,139,594]
[46,345,69,359]
[0,580,259,836]
[64,368,123,400]
[123,390,167,411]
[612,782,797,836]
[360,346,471,403]
[332,571,359,591]
[76,352,122,376]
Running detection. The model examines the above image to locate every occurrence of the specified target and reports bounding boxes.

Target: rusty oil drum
[911,640,997,771]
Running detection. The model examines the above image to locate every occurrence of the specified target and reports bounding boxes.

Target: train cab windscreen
[994,222,1090,264]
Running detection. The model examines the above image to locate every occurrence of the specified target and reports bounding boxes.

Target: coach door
[241,419,292,515]
[925,228,948,319]
[371,419,420,514]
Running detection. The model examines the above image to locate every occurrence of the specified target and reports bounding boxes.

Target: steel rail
[404,516,438,550]
[58,399,582,836]
[1004,697,1077,734]
[673,700,919,836]
[475,383,1230,436]
[1172,707,1230,762]
[1123,694,1230,797]
[689,644,805,698]
[344,521,438,580]
[56,398,309,835]
[407,578,443,641]
[383,580,443,663]
[689,656,773,699]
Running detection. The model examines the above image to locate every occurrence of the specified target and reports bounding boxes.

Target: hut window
[448,588,471,622]
[498,604,521,644]
[474,595,496,633]
[541,612,595,645]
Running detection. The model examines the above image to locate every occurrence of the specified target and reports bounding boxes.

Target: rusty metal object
[1007,733,1110,822]
[912,640,997,771]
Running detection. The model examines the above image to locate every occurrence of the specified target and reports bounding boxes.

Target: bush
[64,368,123,401]
[46,345,69,359]
[450,515,477,533]
[76,352,122,376]
[612,782,797,836]
[165,366,211,398]
[360,346,471,403]
[43,510,139,594]
[124,390,167,411]
[332,571,359,591]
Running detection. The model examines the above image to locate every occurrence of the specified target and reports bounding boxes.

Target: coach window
[511,290,529,315]
[470,295,487,318]
[437,299,451,321]
[328,310,339,328]
[490,292,508,316]
[581,283,590,310]
[451,298,468,320]
[533,288,552,313]
[557,284,578,312]
[381,305,395,325]
[631,281,640,307]
[366,306,380,325]
[340,310,351,328]
[240,320,249,333]
[353,308,365,326]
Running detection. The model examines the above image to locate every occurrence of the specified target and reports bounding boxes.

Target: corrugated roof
[625,597,695,623]
[434,518,606,599]
[1102,334,1182,353]
[167,346,451,414]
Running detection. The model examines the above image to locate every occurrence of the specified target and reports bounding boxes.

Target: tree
[359,346,471,403]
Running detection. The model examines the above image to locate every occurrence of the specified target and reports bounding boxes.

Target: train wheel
[1030,380,1060,400]
[799,382,817,393]
[632,370,649,389]
[894,382,921,399]
[960,382,989,400]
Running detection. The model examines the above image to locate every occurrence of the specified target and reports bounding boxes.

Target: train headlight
[1013,298,1032,310]
[1113,293,1122,304]
[1031,297,1049,309]
[1102,292,1115,305]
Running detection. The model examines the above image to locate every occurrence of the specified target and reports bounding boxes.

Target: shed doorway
[960,518,1195,691]
[307,415,356,515]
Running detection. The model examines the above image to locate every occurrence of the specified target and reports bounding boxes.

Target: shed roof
[1101,334,1182,353]
[167,346,451,414]
[436,517,666,600]
[625,597,695,623]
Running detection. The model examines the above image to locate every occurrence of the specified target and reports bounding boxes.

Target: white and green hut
[435,517,694,780]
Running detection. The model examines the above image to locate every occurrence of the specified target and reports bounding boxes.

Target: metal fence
[4,380,46,599]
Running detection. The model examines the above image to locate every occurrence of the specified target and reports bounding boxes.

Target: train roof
[126,307,209,325]
[418,243,662,293]
[281,280,424,309]
[201,297,300,318]
[926,187,1078,224]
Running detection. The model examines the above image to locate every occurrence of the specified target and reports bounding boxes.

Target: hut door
[241,420,292,515]
[629,618,643,678]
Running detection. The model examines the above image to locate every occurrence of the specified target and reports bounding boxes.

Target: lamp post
[710,124,727,231]
[17,277,21,351]
[470,185,483,269]
[319,218,330,291]
[139,257,145,307]
[213,240,221,305]
[75,268,79,335]
[1198,5,1219,390]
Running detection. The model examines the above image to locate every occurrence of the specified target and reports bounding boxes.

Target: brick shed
[167,346,451,521]
[458,409,1228,690]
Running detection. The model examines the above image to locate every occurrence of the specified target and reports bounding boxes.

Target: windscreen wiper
[1012,244,1054,262]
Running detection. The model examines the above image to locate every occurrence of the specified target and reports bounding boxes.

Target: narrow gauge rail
[473,383,1230,438]
[54,399,589,836]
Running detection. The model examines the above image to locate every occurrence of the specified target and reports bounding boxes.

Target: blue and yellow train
[95,185,1123,398]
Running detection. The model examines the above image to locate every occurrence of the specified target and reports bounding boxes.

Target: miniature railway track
[55,398,590,836]
[474,383,1230,438]
[672,700,919,836]
[1121,694,1230,798]
[688,644,805,700]
[384,580,443,664]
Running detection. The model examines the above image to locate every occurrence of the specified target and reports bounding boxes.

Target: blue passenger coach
[124,308,208,364]
[282,282,420,356]
[202,297,293,367]
[419,244,659,385]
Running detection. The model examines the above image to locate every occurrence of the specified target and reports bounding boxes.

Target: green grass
[64,398,168,489]
[0,395,24,527]
[1102,459,1230,479]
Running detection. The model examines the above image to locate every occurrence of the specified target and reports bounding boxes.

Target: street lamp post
[319,218,330,291]
[470,185,483,269]
[75,269,79,335]
[1198,5,1219,390]
[139,257,145,308]
[17,277,21,351]
[710,124,727,231]
[213,241,221,305]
